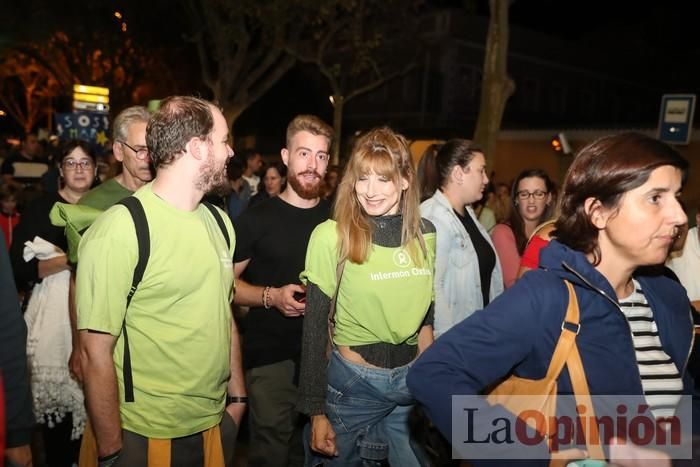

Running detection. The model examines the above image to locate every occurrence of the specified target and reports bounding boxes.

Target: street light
[0,110,6,117]
[550,132,572,155]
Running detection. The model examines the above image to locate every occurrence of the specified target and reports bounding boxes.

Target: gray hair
[112,106,151,142]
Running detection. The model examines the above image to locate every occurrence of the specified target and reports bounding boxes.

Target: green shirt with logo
[76,183,235,438]
[302,219,435,346]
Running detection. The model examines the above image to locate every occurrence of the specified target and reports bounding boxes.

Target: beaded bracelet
[262,286,271,309]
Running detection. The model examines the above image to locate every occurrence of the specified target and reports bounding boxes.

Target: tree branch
[345,62,416,102]
[316,17,350,64]
[0,91,27,128]
[237,53,296,108]
[239,37,285,93]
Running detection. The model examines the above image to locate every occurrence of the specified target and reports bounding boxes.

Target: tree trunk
[222,104,245,140]
[23,87,34,134]
[47,96,53,133]
[473,0,515,170]
[331,94,344,165]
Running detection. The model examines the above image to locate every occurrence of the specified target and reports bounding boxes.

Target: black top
[454,209,496,306]
[233,196,331,370]
[246,190,271,210]
[9,191,69,292]
[0,230,35,447]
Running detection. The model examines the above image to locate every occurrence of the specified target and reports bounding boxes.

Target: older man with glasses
[78,106,152,211]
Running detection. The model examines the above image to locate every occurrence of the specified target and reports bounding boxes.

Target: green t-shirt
[302,219,435,346]
[78,177,132,211]
[76,183,235,438]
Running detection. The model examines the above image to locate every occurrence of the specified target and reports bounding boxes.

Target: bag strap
[116,196,150,403]
[563,281,604,459]
[543,281,581,381]
[555,281,605,460]
[567,343,605,459]
[202,201,231,250]
[327,259,346,348]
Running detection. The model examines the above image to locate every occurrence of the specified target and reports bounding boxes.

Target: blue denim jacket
[420,190,504,338]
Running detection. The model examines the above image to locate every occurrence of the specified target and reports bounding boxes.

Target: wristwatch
[226,395,249,404]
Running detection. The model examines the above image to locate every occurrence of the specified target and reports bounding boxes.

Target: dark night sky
[2,0,700,139]
[507,0,698,47]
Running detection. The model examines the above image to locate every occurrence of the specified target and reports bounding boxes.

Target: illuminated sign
[73,84,110,113]
[658,94,696,145]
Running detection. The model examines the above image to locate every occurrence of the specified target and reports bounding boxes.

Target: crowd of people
[1,97,699,467]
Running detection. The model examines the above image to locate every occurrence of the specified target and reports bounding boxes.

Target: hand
[417,325,433,355]
[5,445,33,467]
[69,342,83,383]
[269,284,306,317]
[608,437,671,467]
[225,402,247,426]
[37,255,69,279]
[310,414,338,457]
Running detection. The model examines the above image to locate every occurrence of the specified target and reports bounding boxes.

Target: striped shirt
[619,280,683,419]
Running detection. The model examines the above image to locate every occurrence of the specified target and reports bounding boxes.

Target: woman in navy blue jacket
[407,132,698,466]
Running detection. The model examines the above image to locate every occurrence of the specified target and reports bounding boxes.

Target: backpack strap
[202,201,231,250]
[115,198,230,403]
[116,196,150,403]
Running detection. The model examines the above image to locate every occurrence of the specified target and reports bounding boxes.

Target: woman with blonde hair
[297,127,436,466]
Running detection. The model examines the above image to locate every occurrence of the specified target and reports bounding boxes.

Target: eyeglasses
[120,141,149,160]
[62,159,94,170]
[516,190,548,200]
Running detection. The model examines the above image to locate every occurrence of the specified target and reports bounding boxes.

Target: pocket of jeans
[326,361,364,397]
[325,385,347,433]
[328,378,385,408]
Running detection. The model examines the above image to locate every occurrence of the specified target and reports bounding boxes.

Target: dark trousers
[41,413,81,467]
[246,360,305,467]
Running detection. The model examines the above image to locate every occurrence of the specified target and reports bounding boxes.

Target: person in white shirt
[241,149,263,196]
[667,206,700,310]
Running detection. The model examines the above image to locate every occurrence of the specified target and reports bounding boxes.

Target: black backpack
[116,196,231,402]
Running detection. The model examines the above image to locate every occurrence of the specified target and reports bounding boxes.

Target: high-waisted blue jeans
[305,350,427,466]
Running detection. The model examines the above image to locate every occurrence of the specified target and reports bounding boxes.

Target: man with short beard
[76,96,244,466]
[233,115,333,467]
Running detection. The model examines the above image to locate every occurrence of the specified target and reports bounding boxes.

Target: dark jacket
[9,191,67,292]
[407,240,698,464]
[0,230,34,448]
